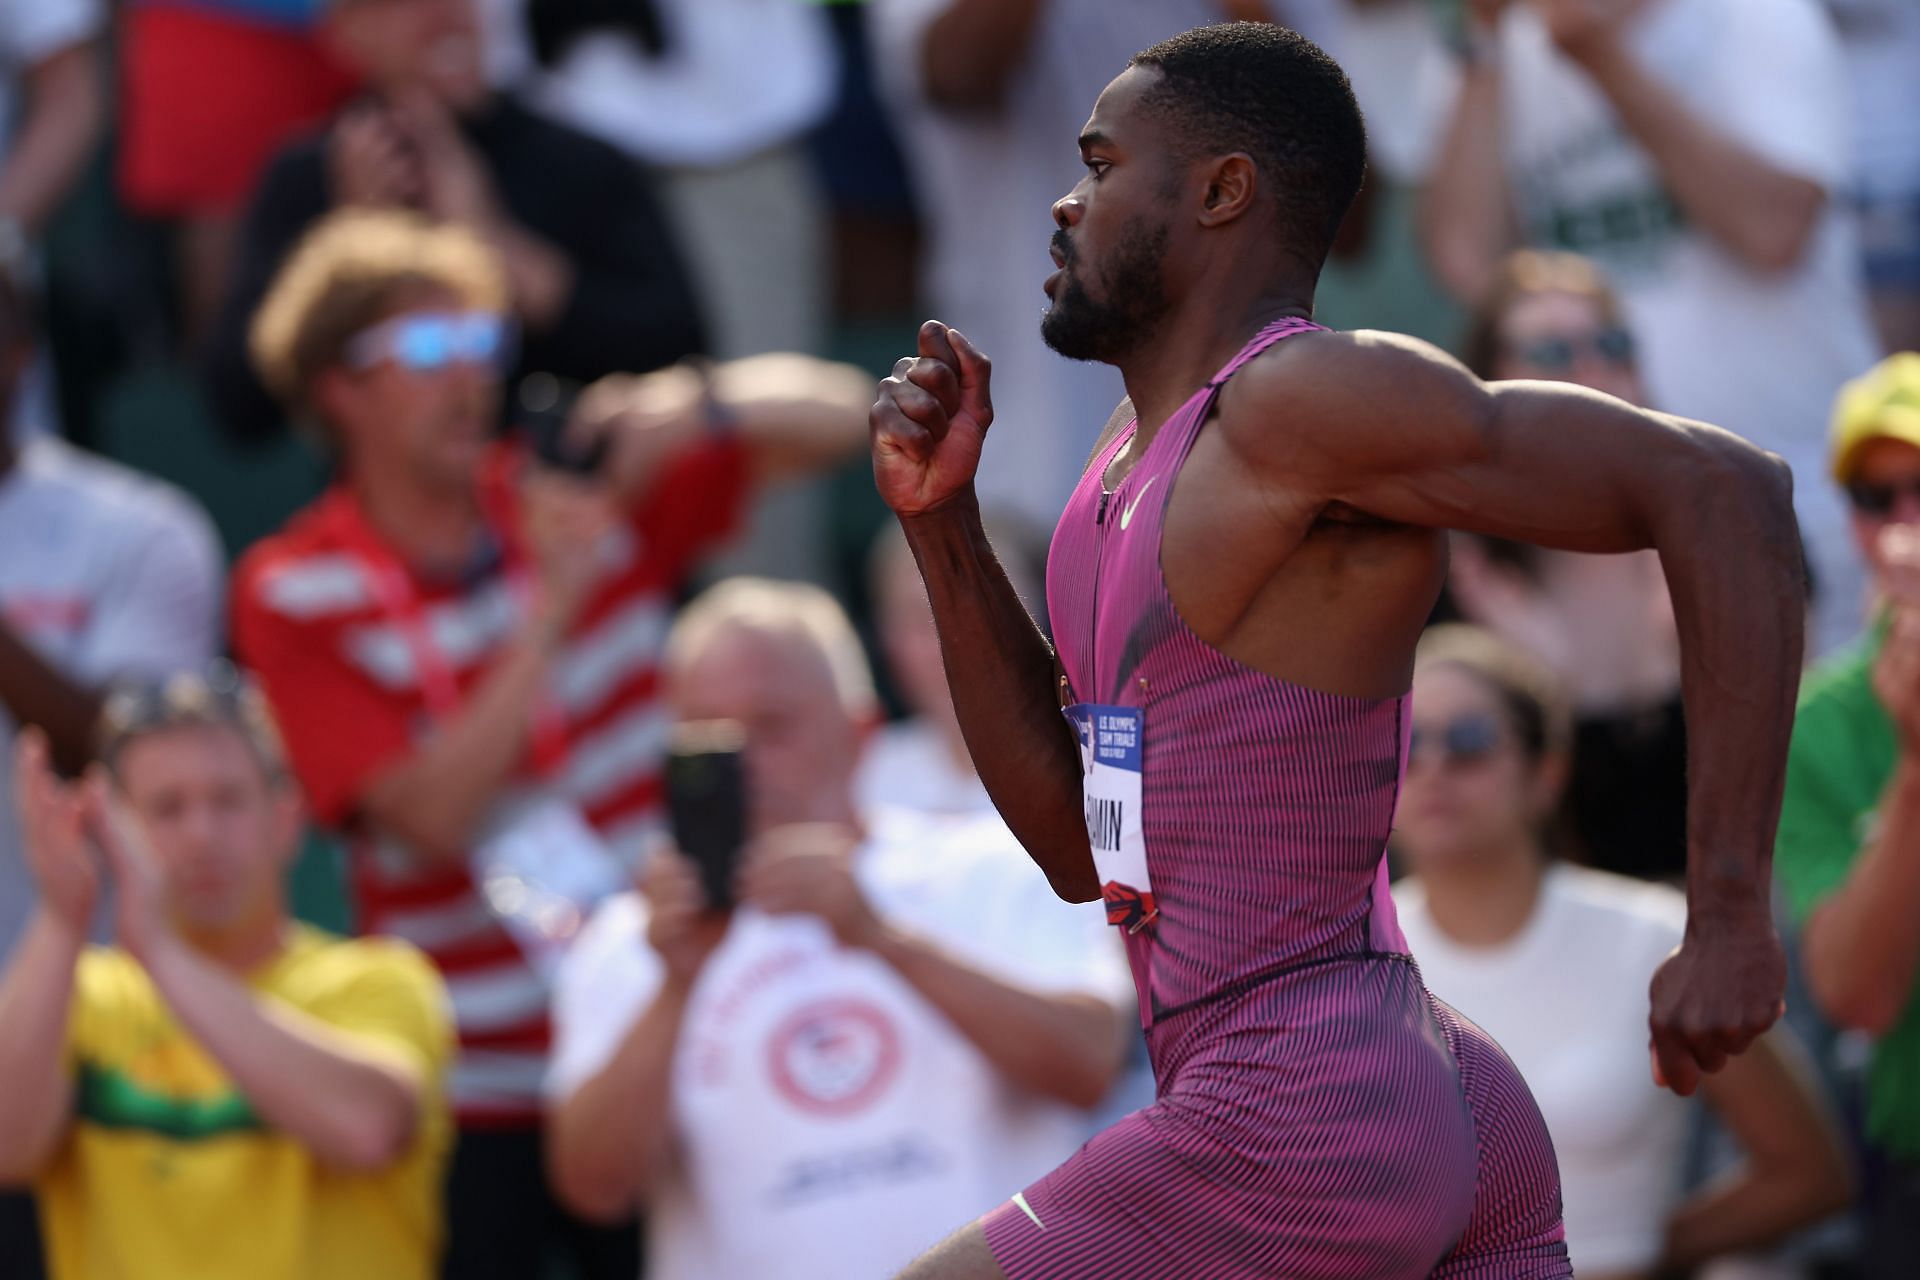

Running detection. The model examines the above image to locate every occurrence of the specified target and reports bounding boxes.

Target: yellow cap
[1831,352,1920,483]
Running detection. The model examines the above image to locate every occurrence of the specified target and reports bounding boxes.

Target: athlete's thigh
[895,1222,1010,1280]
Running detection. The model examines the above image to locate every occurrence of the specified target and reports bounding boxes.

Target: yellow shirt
[35,925,454,1280]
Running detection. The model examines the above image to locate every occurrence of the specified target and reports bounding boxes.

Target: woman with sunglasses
[1447,250,1691,882]
[1394,626,1852,1280]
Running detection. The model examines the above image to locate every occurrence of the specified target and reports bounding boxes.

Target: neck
[1417,843,1549,948]
[348,460,484,572]
[1117,278,1315,442]
[181,908,288,974]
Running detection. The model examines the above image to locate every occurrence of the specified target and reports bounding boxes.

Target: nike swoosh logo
[1118,477,1157,530]
[1012,1192,1046,1230]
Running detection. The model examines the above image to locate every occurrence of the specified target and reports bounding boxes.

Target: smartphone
[518,372,604,475]
[665,721,748,911]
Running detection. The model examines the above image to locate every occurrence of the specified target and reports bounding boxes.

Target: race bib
[1064,703,1155,931]
[473,799,628,980]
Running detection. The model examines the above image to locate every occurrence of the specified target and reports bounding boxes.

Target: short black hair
[1130,22,1367,268]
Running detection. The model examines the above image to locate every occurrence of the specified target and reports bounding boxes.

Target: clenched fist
[871,321,995,519]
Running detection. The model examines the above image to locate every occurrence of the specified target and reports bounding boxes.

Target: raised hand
[871,321,995,518]
[81,769,170,965]
[12,729,97,935]
[1648,909,1787,1096]
[638,849,729,989]
[735,823,879,950]
[519,469,618,630]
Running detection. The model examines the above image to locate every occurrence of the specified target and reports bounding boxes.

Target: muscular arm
[1236,330,1801,1088]
[140,936,423,1171]
[0,913,81,1185]
[870,925,1127,1107]
[902,497,1097,900]
[1569,38,1823,273]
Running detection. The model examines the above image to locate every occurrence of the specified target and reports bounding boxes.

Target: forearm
[0,623,104,775]
[0,44,104,233]
[0,913,81,1183]
[921,0,1050,109]
[1575,43,1823,271]
[714,355,874,482]
[144,937,420,1171]
[359,615,561,859]
[547,982,691,1221]
[1418,62,1513,301]
[869,924,1122,1107]
[1645,429,1802,923]
[1802,758,1920,1032]
[900,493,1097,899]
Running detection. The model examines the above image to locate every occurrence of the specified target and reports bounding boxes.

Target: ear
[309,365,360,441]
[1196,153,1259,228]
[269,785,307,871]
[1528,750,1571,822]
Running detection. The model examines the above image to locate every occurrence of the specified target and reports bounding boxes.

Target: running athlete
[869,23,1803,1280]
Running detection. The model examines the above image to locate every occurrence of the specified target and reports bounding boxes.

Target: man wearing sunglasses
[230,208,869,1280]
[1777,352,1920,1279]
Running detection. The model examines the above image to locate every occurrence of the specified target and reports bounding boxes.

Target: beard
[1040,217,1171,364]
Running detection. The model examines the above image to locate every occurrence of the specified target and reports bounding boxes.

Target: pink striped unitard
[979,318,1572,1278]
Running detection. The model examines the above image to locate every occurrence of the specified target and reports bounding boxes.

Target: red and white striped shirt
[234,440,748,1124]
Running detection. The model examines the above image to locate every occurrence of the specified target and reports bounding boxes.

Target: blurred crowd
[0,1,1915,1279]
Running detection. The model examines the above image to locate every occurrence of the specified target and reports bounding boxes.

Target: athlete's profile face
[1041,66,1179,364]
[1396,663,1562,871]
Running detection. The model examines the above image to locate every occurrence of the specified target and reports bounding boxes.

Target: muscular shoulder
[1215,328,1493,495]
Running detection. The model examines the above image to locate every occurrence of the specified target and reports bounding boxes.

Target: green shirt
[1775,627,1920,1156]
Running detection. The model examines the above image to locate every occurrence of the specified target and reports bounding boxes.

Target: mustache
[1051,229,1076,267]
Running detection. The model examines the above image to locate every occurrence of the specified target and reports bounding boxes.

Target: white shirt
[1493,0,1883,651]
[867,1,1342,533]
[853,720,994,820]
[0,439,224,951]
[492,0,839,167]
[0,0,100,161]
[1824,0,1920,199]
[1396,864,1691,1277]
[549,813,1133,1280]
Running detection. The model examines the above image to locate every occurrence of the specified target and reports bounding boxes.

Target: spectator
[119,1,359,346]
[854,516,1044,819]
[0,674,453,1279]
[1420,0,1884,656]
[205,0,707,445]
[1822,0,1920,354]
[0,0,103,246]
[1394,625,1852,1280]
[0,0,105,446]
[865,0,1340,534]
[1777,353,1920,1279]
[230,208,869,1279]
[0,267,222,1280]
[1447,250,1686,880]
[545,577,1134,1279]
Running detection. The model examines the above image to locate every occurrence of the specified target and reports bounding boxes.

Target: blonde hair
[98,664,292,785]
[1414,625,1574,760]
[248,208,509,411]
[667,577,879,718]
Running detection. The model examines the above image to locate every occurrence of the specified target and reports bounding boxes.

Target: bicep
[1244,332,1716,555]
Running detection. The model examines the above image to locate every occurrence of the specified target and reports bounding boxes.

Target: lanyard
[335,485,571,777]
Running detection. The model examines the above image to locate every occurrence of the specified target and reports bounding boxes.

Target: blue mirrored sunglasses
[1408,713,1505,767]
[348,311,513,374]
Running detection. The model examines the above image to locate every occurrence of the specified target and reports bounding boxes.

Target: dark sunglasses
[1505,326,1636,375]
[1408,713,1506,767]
[1847,476,1920,519]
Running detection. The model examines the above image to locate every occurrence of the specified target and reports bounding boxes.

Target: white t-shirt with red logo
[0,438,223,952]
[548,812,1134,1280]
